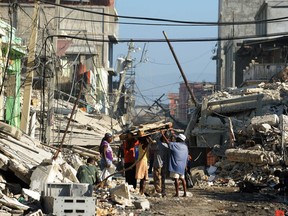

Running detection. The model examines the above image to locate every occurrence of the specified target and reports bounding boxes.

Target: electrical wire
[40,15,288,28]
[148,48,212,65]
[42,30,288,44]
[39,0,288,26]
[140,82,181,92]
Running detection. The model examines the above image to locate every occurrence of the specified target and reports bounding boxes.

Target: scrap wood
[6,136,39,154]
[71,148,100,160]
[0,122,22,141]
[72,145,100,155]
[119,121,173,140]
[71,146,101,160]
[138,121,172,137]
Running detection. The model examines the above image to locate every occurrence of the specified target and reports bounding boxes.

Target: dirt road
[137,182,288,216]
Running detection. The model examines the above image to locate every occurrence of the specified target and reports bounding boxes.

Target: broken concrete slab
[59,162,79,183]
[29,162,63,192]
[22,188,40,201]
[251,114,279,127]
[207,94,264,115]
[111,195,133,207]
[133,198,150,210]
[225,149,280,165]
[110,183,131,200]
[0,154,9,170]
[258,123,272,133]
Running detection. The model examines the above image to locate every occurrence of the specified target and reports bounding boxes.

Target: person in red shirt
[123,132,139,189]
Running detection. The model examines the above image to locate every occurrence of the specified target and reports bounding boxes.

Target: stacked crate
[42,183,96,216]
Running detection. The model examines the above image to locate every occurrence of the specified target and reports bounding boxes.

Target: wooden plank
[20,2,39,133]
[51,133,102,146]
[72,145,100,155]
[0,122,22,140]
[119,121,172,140]
[71,148,101,160]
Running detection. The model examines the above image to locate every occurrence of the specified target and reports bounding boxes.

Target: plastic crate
[42,196,95,216]
[43,183,93,197]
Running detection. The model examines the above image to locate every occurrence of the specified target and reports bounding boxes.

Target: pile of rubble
[0,127,151,215]
[188,82,288,189]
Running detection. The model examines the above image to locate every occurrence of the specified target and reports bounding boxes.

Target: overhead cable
[39,0,288,26]
[45,31,288,43]
[42,16,288,27]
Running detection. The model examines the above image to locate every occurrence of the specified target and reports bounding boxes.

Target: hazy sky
[113,0,219,106]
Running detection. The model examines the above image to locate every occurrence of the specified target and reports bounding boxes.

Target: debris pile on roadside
[188,82,288,190]
[0,103,155,215]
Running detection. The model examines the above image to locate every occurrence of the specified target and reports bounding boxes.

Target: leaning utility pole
[163,31,200,107]
[112,41,134,114]
[20,2,39,134]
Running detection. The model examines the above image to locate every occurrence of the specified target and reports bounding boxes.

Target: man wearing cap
[162,132,188,197]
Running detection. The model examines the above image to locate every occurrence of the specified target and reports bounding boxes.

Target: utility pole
[45,0,59,144]
[163,31,200,107]
[20,1,39,134]
[12,0,18,29]
[112,41,134,114]
[125,66,136,126]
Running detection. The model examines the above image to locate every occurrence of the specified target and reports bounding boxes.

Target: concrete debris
[0,96,153,215]
[30,161,64,192]
[51,107,122,146]
[22,188,40,201]
[251,114,279,127]
[133,198,150,210]
[225,149,279,165]
[186,82,288,189]
[110,183,131,200]
[111,195,134,207]
[26,209,44,216]
[2,81,288,214]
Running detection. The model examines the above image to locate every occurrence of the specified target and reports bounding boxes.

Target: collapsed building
[0,93,174,215]
[185,77,288,186]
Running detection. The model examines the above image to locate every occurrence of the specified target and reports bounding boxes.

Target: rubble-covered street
[0,81,288,215]
[1,0,288,215]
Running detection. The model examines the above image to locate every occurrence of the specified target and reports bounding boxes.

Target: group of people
[120,132,151,195]
[119,130,190,197]
[76,132,115,188]
[76,130,192,197]
[75,130,288,200]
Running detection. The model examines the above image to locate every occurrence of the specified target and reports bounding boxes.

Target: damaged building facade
[0,0,119,115]
[215,0,288,90]
[199,0,288,150]
[185,0,288,186]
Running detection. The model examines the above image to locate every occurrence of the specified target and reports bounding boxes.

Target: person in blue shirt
[162,131,188,197]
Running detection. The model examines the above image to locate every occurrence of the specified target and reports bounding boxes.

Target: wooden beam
[20,2,39,134]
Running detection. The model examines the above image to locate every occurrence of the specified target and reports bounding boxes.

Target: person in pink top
[99,133,114,170]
